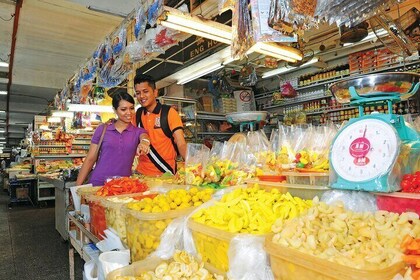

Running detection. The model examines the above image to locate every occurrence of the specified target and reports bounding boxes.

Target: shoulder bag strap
[93,124,108,161]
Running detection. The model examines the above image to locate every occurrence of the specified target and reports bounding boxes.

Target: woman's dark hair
[112,92,135,110]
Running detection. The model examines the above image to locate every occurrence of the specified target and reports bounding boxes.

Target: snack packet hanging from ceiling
[231,0,255,59]
[148,0,163,27]
[111,27,126,58]
[268,0,294,36]
[185,143,210,186]
[315,0,398,27]
[239,64,257,87]
[251,0,296,43]
[134,6,147,40]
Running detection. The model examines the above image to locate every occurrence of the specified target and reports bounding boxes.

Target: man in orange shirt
[134,74,187,176]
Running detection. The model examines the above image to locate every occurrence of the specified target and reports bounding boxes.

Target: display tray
[226,111,268,123]
[246,179,329,200]
[375,192,420,215]
[265,234,405,280]
[329,72,420,103]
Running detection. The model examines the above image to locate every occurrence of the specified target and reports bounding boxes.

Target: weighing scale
[329,72,420,192]
[226,111,268,131]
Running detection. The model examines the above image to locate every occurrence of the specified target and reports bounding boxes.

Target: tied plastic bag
[111,28,126,58]
[185,143,210,186]
[239,64,257,86]
[247,130,276,174]
[251,0,296,43]
[227,235,274,280]
[277,124,294,170]
[232,0,255,59]
[125,41,147,63]
[321,190,378,213]
[280,81,297,98]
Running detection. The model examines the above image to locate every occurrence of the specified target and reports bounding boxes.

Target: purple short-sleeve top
[88,123,147,186]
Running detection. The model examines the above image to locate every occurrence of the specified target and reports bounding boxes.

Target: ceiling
[0,0,136,146]
[0,0,418,147]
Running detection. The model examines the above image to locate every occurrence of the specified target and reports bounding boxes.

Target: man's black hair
[134,74,156,90]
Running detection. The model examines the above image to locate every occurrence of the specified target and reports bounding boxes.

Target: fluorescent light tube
[47,117,62,123]
[250,42,302,62]
[160,7,232,44]
[262,57,320,79]
[0,91,7,95]
[0,130,5,133]
[177,64,224,85]
[67,104,114,113]
[0,110,5,113]
[0,62,8,67]
[51,111,74,118]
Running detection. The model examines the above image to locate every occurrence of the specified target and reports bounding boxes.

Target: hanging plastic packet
[148,0,163,27]
[125,41,147,63]
[134,6,147,40]
[251,0,296,43]
[111,27,126,58]
[280,81,297,98]
[232,0,255,59]
[268,0,294,35]
[143,28,165,54]
[239,64,258,86]
[154,25,180,48]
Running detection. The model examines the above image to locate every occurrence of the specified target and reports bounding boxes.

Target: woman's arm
[76,143,99,185]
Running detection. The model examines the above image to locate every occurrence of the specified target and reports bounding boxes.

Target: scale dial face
[331,118,399,182]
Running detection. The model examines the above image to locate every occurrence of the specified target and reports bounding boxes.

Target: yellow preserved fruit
[272,201,420,269]
[114,251,224,280]
[125,188,214,262]
[190,185,313,272]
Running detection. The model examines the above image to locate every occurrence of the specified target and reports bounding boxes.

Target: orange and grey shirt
[135,101,183,176]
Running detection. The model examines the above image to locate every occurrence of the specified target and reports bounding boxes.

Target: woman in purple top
[76,92,150,186]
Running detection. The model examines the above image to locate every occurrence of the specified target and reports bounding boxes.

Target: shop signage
[186,38,221,61]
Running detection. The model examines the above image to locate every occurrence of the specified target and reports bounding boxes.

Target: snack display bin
[122,206,197,262]
[376,192,420,215]
[282,171,329,186]
[264,235,405,280]
[101,192,157,244]
[85,193,107,240]
[106,256,226,280]
[247,179,329,200]
[188,219,265,273]
[76,186,101,205]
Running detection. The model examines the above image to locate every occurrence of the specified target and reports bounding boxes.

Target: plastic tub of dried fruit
[265,235,405,280]
[101,193,157,244]
[122,188,214,262]
[187,186,314,273]
[106,251,226,280]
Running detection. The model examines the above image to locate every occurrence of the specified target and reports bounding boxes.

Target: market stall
[28,0,420,279]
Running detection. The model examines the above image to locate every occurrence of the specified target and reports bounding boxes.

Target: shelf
[38,184,55,189]
[196,111,227,121]
[38,196,55,201]
[37,145,67,148]
[305,106,357,116]
[34,154,86,159]
[255,60,420,101]
[296,74,350,91]
[72,142,90,145]
[264,94,332,110]
[197,132,235,136]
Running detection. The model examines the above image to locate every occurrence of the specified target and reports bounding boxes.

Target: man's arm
[173,129,187,160]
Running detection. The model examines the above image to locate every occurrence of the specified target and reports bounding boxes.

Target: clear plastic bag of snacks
[185,143,210,186]
[232,0,255,59]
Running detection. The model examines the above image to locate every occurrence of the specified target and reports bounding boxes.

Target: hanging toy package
[134,6,147,40]
[147,0,163,27]
[239,64,258,87]
[280,81,297,98]
[111,28,126,58]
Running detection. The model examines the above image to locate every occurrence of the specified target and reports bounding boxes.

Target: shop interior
[0,0,420,279]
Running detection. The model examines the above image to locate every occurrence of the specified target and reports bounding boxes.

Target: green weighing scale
[329,72,420,192]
